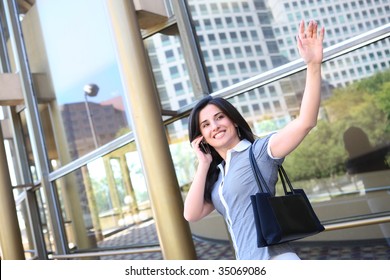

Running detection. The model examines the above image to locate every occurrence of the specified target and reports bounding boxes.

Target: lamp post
[83,83,99,148]
[82,83,103,242]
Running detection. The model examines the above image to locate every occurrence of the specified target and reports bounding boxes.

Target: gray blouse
[211,135,294,260]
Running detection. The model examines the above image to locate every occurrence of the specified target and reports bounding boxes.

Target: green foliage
[284,70,390,181]
[284,120,346,180]
[374,81,390,132]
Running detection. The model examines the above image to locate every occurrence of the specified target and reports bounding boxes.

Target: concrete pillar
[81,166,103,242]
[119,154,140,222]
[106,0,196,259]
[103,156,124,223]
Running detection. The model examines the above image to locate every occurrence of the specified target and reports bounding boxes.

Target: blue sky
[36,0,122,104]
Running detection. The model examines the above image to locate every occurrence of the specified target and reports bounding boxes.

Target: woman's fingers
[311,21,318,39]
[299,20,323,40]
[319,26,325,41]
[306,20,313,38]
[299,19,305,40]
[191,136,203,150]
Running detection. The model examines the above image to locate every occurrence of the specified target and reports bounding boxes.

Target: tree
[284,70,390,181]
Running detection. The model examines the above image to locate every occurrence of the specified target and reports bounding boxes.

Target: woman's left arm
[270,19,325,158]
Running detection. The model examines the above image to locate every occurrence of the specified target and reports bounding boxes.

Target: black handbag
[249,145,325,247]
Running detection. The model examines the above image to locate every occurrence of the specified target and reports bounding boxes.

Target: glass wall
[51,142,153,253]
[145,27,194,112]
[1,0,389,260]
[21,0,132,167]
[166,0,390,247]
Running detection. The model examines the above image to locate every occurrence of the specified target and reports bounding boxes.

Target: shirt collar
[218,139,252,174]
[231,139,251,152]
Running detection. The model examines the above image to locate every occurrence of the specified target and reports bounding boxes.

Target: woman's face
[199,104,240,151]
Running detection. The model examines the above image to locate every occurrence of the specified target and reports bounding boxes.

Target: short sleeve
[253,133,284,166]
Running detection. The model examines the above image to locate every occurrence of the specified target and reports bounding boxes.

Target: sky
[36,0,122,105]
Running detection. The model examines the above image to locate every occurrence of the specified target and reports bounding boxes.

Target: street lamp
[84,83,99,148]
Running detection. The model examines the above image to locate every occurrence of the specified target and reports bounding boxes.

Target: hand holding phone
[199,141,211,154]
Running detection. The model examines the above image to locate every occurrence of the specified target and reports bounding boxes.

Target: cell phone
[199,141,211,154]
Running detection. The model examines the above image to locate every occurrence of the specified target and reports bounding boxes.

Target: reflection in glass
[20,1,132,166]
[172,46,389,246]
[35,187,55,256]
[16,201,33,259]
[144,27,193,112]
[53,143,152,251]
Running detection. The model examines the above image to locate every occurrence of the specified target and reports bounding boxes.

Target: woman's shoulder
[252,132,283,163]
[253,133,275,147]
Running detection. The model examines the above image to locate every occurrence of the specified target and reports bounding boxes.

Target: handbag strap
[249,144,296,195]
[278,166,295,194]
[249,145,271,194]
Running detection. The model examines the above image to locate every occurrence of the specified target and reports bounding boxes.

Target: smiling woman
[199,105,242,156]
[184,20,324,260]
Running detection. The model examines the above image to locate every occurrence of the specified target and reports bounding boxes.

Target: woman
[184,20,325,260]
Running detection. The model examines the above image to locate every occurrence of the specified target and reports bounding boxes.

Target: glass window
[21,2,133,164]
[228,63,237,74]
[218,32,227,44]
[234,46,243,57]
[229,31,238,42]
[212,49,221,59]
[250,30,259,41]
[244,46,253,56]
[238,62,248,73]
[216,64,226,75]
[262,27,274,39]
[246,16,254,26]
[249,61,258,71]
[232,2,240,12]
[236,16,244,27]
[210,3,218,12]
[240,31,249,41]
[266,42,279,53]
[185,5,390,227]
[204,19,212,29]
[225,17,234,27]
[199,4,207,13]
[221,2,229,12]
[242,2,250,11]
[223,47,232,58]
[174,83,184,94]
[169,66,179,78]
[145,30,191,111]
[208,34,216,44]
[214,18,223,28]
[53,144,152,251]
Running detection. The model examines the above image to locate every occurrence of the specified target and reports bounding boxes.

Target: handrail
[51,246,161,260]
[50,213,390,259]
[324,215,390,231]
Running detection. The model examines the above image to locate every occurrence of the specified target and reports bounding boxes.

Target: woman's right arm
[183,137,215,222]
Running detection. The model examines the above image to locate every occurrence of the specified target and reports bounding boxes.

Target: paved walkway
[98,220,390,260]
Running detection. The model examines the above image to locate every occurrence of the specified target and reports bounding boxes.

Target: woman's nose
[210,120,219,131]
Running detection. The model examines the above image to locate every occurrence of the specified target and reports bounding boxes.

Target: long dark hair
[188,96,255,203]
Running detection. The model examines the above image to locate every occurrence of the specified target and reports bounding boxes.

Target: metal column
[3,0,68,254]
[0,0,25,260]
[171,0,211,98]
[106,0,197,259]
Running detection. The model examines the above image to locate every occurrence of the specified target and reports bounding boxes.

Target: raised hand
[297,20,325,65]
